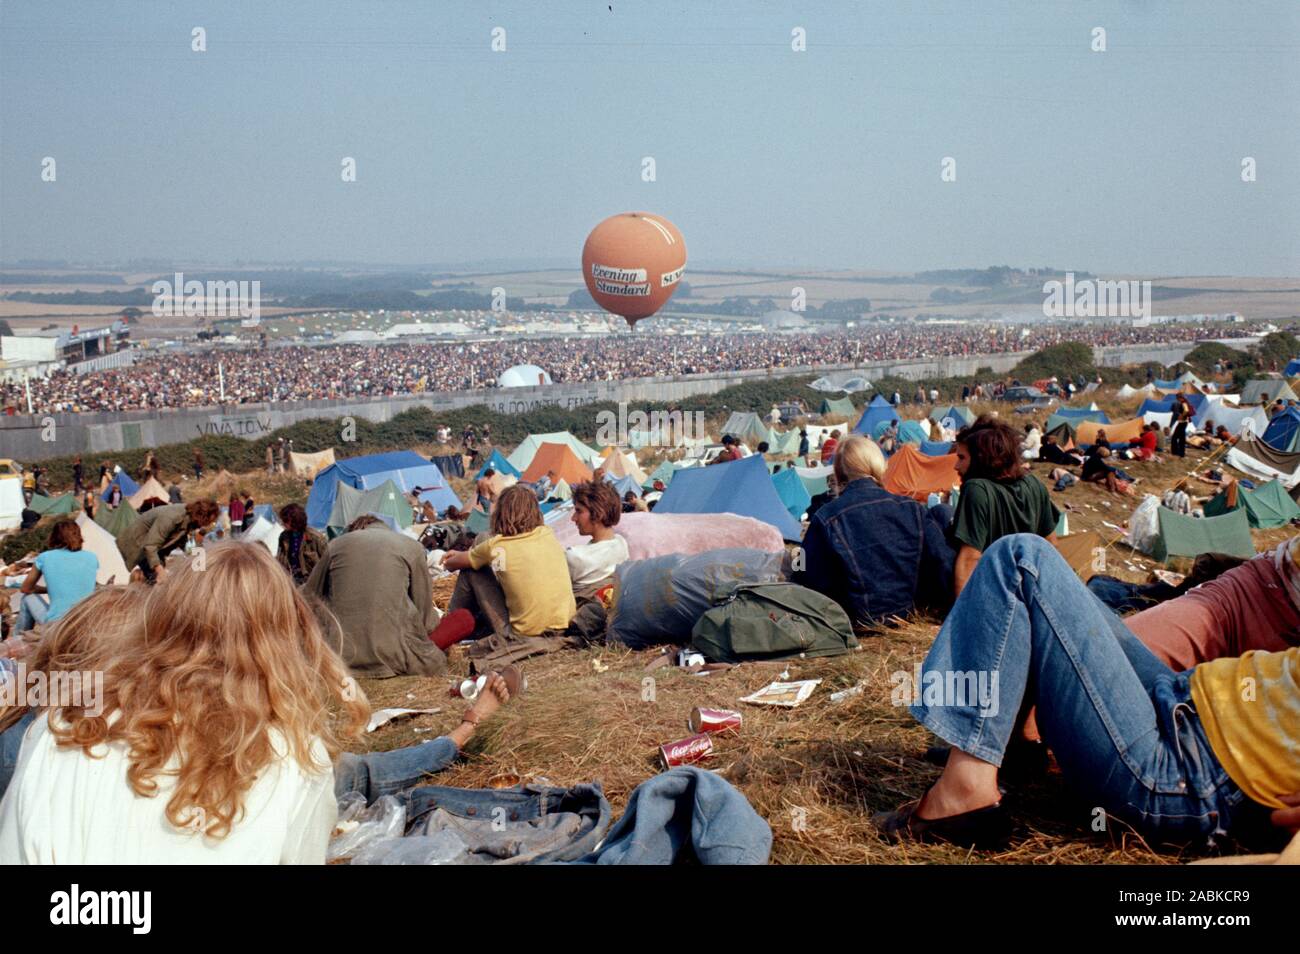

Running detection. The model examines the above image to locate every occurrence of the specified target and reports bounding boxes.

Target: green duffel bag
[690,582,859,664]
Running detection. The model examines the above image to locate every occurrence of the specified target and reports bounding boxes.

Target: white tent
[497,364,552,388]
[128,476,170,510]
[0,476,23,532]
[242,513,283,556]
[1116,383,1156,401]
[75,511,130,585]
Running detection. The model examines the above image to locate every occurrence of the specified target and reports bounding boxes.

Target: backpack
[690,582,858,664]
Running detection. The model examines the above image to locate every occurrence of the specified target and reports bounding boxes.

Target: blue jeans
[0,715,461,808]
[14,595,48,634]
[0,711,35,799]
[912,534,1254,845]
[333,737,461,804]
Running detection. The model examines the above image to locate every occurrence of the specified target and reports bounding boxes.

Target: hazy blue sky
[2,0,1297,274]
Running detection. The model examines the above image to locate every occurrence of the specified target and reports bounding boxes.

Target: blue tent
[771,467,812,522]
[608,473,642,498]
[654,454,803,541]
[1053,406,1112,424]
[898,420,929,445]
[1153,378,1180,391]
[919,440,952,457]
[475,448,520,480]
[307,451,460,529]
[1136,396,1177,417]
[853,395,898,438]
[1285,358,1300,378]
[100,471,140,502]
[1262,407,1300,453]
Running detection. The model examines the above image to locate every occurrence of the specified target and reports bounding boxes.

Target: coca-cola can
[659,733,714,769]
[689,707,743,735]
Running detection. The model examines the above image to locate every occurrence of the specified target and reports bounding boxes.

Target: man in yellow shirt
[442,485,576,647]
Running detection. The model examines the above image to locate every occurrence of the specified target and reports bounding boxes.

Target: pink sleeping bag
[551,510,784,559]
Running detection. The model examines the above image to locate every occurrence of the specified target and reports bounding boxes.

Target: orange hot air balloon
[582,211,687,327]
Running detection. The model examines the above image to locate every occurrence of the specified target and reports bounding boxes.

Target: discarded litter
[830,680,868,703]
[328,795,406,861]
[740,679,821,708]
[591,658,610,673]
[689,707,743,734]
[660,732,714,768]
[366,707,442,733]
[677,649,705,668]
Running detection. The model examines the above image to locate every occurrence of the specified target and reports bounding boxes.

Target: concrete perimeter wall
[0,341,1199,462]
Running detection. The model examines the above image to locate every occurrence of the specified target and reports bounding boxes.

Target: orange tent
[600,446,647,484]
[520,442,593,486]
[883,444,960,501]
[1076,418,1146,446]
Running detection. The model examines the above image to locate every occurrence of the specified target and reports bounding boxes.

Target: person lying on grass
[875,533,1300,853]
[0,543,517,863]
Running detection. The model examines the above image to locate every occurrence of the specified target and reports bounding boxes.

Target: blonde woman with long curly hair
[0,543,368,863]
[0,543,521,863]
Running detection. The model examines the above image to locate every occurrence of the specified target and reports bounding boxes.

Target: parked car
[1001,385,1046,403]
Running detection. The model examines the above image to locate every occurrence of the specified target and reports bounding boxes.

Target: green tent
[94,500,140,539]
[794,464,831,498]
[28,492,80,516]
[465,507,490,536]
[819,396,857,418]
[326,479,412,538]
[1152,506,1255,562]
[642,460,677,489]
[1203,480,1300,529]
[928,405,975,427]
[766,427,802,455]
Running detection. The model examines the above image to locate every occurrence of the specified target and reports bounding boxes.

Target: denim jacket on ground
[793,477,955,627]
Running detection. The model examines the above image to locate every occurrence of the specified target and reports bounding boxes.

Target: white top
[566,536,630,587]
[0,715,336,865]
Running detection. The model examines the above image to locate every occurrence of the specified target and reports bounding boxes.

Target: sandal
[873,798,1011,850]
[498,664,527,698]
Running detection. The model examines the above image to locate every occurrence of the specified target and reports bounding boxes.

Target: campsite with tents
[4,341,1300,866]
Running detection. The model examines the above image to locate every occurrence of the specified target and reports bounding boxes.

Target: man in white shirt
[565,481,629,642]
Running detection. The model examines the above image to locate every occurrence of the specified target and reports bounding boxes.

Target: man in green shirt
[116,499,220,583]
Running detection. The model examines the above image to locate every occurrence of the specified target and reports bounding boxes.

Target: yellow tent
[291,448,336,479]
[1076,418,1146,445]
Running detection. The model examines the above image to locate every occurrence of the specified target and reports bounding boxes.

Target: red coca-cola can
[689,707,743,735]
[659,733,714,769]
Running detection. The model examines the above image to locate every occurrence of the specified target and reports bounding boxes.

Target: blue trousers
[911,534,1256,845]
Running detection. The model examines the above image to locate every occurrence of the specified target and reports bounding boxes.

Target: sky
[1,0,1298,275]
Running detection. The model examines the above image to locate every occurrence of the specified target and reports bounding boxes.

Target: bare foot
[468,672,511,721]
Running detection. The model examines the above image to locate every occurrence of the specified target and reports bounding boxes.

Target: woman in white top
[0,543,368,864]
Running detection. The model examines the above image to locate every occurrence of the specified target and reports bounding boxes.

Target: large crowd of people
[0,401,1296,865]
[1,319,1262,414]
